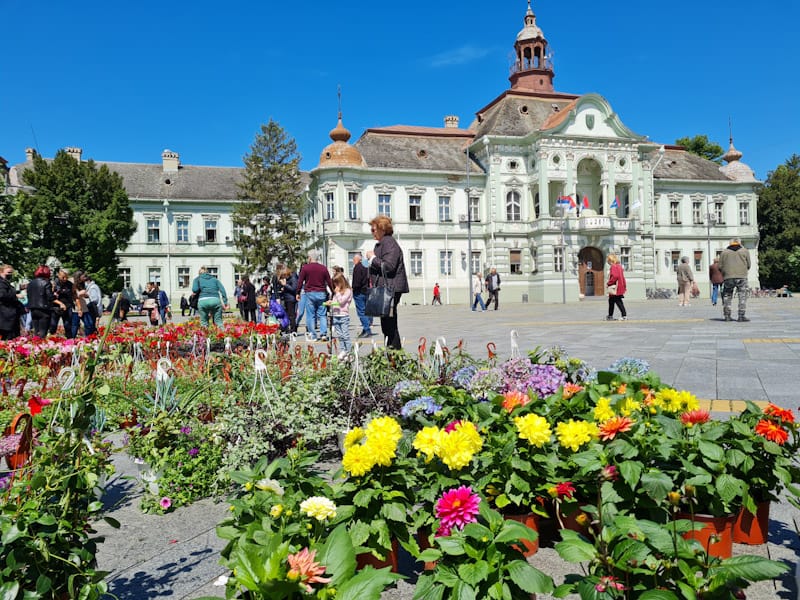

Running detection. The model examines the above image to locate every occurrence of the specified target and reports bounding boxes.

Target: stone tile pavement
[95,297,800,598]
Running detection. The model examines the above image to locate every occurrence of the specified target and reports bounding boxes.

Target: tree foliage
[675,134,725,164]
[232,119,310,274]
[17,150,137,291]
[756,154,800,289]
[0,191,31,269]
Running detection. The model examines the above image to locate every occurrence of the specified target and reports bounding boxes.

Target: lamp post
[558,206,567,304]
[649,146,666,292]
[163,199,171,298]
[706,199,717,269]
[465,148,473,307]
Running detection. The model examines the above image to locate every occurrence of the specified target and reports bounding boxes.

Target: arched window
[506,190,521,221]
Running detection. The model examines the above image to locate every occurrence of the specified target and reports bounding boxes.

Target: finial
[728,115,733,146]
[337,84,342,121]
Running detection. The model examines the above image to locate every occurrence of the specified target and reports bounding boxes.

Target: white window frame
[325,191,335,221]
[119,267,131,289]
[410,250,423,276]
[469,196,480,222]
[177,266,191,288]
[671,250,681,272]
[439,250,453,276]
[409,195,422,222]
[378,194,391,217]
[233,222,246,241]
[348,191,358,220]
[714,202,725,225]
[694,250,703,272]
[470,251,481,276]
[204,219,218,243]
[670,201,681,225]
[510,249,522,274]
[738,202,749,225]
[692,202,703,225]
[506,190,521,222]
[176,218,190,243]
[553,247,564,273]
[148,267,162,285]
[438,196,451,222]
[206,267,219,279]
[620,246,631,271]
[146,218,161,243]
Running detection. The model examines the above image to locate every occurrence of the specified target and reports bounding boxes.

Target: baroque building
[309,1,759,305]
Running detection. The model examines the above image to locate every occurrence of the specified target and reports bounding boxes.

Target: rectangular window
[378,194,391,217]
[147,218,160,243]
[739,202,749,225]
[670,201,681,225]
[118,267,131,289]
[714,202,725,224]
[554,247,564,273]
[694,250,703,271]
[470,252,481,276]
[506,191,521,221]
[205,220,217,243]
[177,267,191,288]
[671,250,681,272]
[176,219,189,243]
[325,192,335,221]
[510,250,522,274]
[409,195,422,222]
[348,191,358,220]
[233,223,246,241]
[410,251,423,276]
[692,202,703,225]
[620,246,631,271]
[148,268,161,285]
[439,250,452,276]
[469,196,480,222]
[438,196,451,222]
[206,267,219,279]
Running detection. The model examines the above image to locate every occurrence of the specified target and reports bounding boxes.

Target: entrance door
[577,247,605,297]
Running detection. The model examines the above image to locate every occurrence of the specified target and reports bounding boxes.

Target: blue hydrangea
[452,365,478,389]
[607,357,650,378]
[393,379,425,399]
[400,396,442,419]
[468,368,503,399]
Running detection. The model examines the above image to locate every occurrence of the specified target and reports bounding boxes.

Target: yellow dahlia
[343,427,365,449]
[365,416,403,443]
[365,435,398,467]
[342,443,375,477]
[593,397,615,422]
[413,426,443,462]
[300,496,337,521]
[619,397,642,416]
[514,413,552,447]
[555,419,599,452]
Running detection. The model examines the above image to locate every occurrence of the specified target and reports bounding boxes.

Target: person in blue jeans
[709,258,724,306]
[350,253,373,337]
[471,272,486,311]
[296,250,334,341]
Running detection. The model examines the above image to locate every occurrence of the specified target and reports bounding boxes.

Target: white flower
[255,478,284,496]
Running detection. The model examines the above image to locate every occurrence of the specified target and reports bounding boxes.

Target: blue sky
[4,0,797,181]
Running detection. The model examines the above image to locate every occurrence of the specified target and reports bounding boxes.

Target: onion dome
[318,114,365,168]
[719,137,756,182]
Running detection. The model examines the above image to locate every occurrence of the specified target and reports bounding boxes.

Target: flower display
[562,382,584,399]
[598,416,634,441]
[754,419,789,445]
[593,397,615,422]
[343,427,365,449]
[400,396,442,418]
[451,365,478,389]
[653,388,699,413]
[607,357,650,378]
[299,496,337,521]
[514,413,551,447]
[438,421,483,470]
[517,364,567,399]
[286,547,331,593]
[0,433,22,458]
[555,419,599,451]
[764,403,795,423]
[434,486,481,535]
[467,367,503,398]
[501,390,530,412]
[413,426,443,462]
[341,416,403,476]
[392,379,424,399]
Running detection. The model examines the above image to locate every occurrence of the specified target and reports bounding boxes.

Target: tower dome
[719,136,756,182]
[318,114,365,168]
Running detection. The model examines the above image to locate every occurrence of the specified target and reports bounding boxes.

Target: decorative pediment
[405,185,426,196]
[434,186,455,196]
[318,182,336,194]
[689,193,706,203]
[505,176,525,188]
[344,182,363,192]
[712,193,727,203]
[374,184,396,194]
[543,93,647,142]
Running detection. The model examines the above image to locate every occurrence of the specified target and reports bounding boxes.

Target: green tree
[0,190,31,269]
[17,150,137,291]
[756,154,800,289]
[675,134,725,163]
[232,119,310,273]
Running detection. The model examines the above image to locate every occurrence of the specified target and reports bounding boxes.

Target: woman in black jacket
[278,266,299,333]
[366,215,409,350]
[26,265,65,338]
[240,275,257,323]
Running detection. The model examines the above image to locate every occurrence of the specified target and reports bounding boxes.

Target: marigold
[755,419,789,445]
[555,419,599,452]
[680,409,710,426]
[593,397,615,422]
[764,403,795,423]
[598,416,634,441]
[286,548,331,593]
[502,390,530,412]
[435,486,481,532]
[514,413,552,447]
[342,443,375,477]
[300,496,337,521]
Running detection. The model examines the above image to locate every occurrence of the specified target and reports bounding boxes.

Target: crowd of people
[0,264,104,340]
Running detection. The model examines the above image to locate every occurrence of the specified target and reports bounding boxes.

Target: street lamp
[465,148,473,308]
[558,206,567,304]
[706,199,717,269]
[649,145,666,292]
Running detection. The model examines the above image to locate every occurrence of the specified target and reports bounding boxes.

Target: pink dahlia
[435,486,480,532]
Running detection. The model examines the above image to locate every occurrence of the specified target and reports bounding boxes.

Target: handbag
[364,264,394,318]
[607,283,618,296]
[691,281,700,297]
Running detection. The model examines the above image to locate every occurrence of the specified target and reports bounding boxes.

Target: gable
[542,93,646,142]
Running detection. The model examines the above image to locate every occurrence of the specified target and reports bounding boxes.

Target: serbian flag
[556,195,572,208]
[582,196,590,209]
[610,196,619,209]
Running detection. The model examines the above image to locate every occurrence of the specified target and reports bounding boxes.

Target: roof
[653,149,734,182]
[354,128,482,173]
[469,92,579,138]
[10,159,311,200]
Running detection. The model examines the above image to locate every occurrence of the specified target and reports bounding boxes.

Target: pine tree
[675,135,725,164]
[233,119,310,274]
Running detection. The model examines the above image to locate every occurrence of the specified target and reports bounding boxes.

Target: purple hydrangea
[509,364,567,399]
[607,357,650,378]
[499,357,535,391]
[468,368,503,399]
[451,365,478,389]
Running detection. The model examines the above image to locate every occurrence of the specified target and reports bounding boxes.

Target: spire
[329,84,351,143]
[719,118,756,182]
[722,117,742,163]
[509,1,555,93]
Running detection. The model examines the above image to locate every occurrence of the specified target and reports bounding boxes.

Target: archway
[576,158,603,213]
[577,247,604,297]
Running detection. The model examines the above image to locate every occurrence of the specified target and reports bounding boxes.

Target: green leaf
[619,460,643,489]
[494,520,536,545]
[450,580,477,600]
[349,520,371,547]
[0,582,20,600]
[317,524,356,586]
[381,502,407,523]
[457,560,489,586]
[710,555,789,581]
[641,469,673,502]
[437,535,467,556]
[715,473,744,503]
[336,566,399,600]
[640,591,680,600]
[509,472,530,493]
[698,439,724,462]
[506,559,554,593]
[554,538,596,562]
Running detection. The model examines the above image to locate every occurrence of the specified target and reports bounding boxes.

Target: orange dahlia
[501,390,530,412]
[286,548,331,593]
[598,416,634,441]
[764,403,795,423]
[755,419,789,445]
[680,409,710,426]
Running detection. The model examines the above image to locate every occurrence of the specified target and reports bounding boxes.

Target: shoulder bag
[607,283,618,296]
[364,263,394,318]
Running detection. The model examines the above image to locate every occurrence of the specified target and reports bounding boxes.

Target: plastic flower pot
[504,512,540,556]
[356,539,399,573]
[733,501,770,545]
[678,512,736,559]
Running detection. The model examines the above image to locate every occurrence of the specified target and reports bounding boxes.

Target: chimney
[444,115,460,129]
[65,147,83,162]
[162,149,180,172]
[25,148,35,162]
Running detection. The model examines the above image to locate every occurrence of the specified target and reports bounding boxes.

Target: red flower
[444,419,464,433]
[598,416,634,440]
[764,403,795,423]
[680,409,711,426]
[435,486,481,532]
[755,419,789,445]
[27,395,52,416]
[549,481,576,499]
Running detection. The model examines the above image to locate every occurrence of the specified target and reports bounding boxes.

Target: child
[255,294,269,322]
[327,273,353,359]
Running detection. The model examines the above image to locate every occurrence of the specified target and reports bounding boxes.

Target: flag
[582,195,590,209]
[556,195,571,208]
[610,196,619,209]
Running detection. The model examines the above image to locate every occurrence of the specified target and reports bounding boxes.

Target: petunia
[755,419,789,445]
[435,486,481,531]
[160,497,172,510]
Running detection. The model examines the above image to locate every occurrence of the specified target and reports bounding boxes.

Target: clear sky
[4,0,797,181]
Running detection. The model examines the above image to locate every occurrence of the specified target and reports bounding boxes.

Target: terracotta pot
[417,528,437,570]
[733,501,770,545]
[356,538,399,572]
[678,512,736,559]
[4,413,33,470]
[504,512,540,556]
